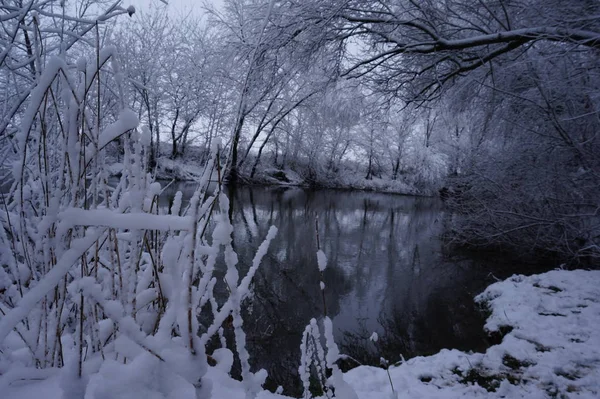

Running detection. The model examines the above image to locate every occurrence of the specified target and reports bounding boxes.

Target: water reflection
[160,182,514,396]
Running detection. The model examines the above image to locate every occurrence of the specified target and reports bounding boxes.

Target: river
[157,181,531,395]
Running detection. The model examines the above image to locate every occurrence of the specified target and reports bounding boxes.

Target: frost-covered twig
[297,232,358,398]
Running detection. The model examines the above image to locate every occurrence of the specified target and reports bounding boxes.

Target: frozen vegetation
[4,269,600,398]
[153,154,426,196]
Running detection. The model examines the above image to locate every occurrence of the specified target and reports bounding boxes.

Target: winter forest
[0,0,599,398]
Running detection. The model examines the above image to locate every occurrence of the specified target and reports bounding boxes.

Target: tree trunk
[392,157,400,180]
[170,109,180,159]
[229,109,246,183]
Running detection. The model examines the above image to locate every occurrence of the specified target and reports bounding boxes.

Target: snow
[240,226,278,300]
[58,208,194,231]
[316,249,327,272]
[0,367,59,393]
[323,317,339,368]
[149,182,162,196]
[155,157,210,181]
[84,109,139,165]
[323,316,359,399]
[212,348,234,374]
[369,332,379,343]
[4,374,61,399]
[141,126,152,147]
[14,57,68,180]
[0,230,103,343]
[4,269,600,399]
[148,155,428,197]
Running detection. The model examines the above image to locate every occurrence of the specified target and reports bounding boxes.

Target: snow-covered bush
[0,4,278,398]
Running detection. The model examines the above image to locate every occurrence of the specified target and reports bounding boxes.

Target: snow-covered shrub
[0,5,278,398]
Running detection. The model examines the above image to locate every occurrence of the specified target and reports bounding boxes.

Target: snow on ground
[149,154,430,196]
[247,166,428,195]
[347,269,600,399]
[4,269,599,398]
[3,360,289,399]
[155,157,208,181]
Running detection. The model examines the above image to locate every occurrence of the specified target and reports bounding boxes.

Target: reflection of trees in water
[339,255,516,370]
[218,186,356,395]
[157,183,549,394]
[223,186,449,394]
[340,281,490,369]
[170,184,494,395]
[244,258,350,393]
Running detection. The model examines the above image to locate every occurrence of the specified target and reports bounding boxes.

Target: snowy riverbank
[346,269,600,399]
[153,156,437,196]
[5,269,599,399]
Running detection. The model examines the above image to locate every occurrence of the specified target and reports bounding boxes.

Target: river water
[157,181,532,395]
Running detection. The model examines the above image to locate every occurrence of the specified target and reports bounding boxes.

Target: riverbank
[346,268,600,398]
[154,156,438,196]
[4,268,599,398]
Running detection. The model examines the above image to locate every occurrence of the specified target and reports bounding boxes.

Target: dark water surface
[160,181,527,395]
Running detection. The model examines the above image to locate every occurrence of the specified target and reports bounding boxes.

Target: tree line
[2,0,598,261]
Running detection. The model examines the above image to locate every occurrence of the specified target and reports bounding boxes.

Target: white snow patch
[212,348,234,374]
[84,109,138,165]
[369,332,379,343]
[58,208,194,231]
[316,249,327,272]
[149,182,162,196]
